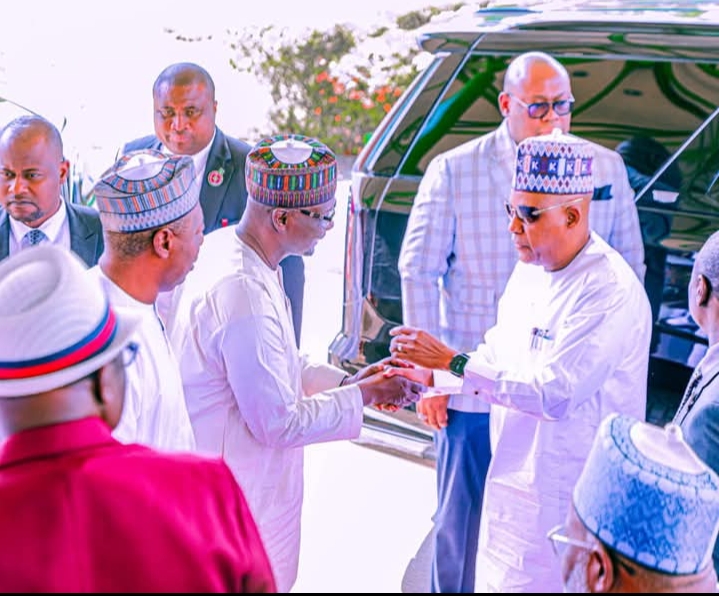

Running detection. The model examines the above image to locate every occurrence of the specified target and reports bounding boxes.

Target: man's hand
[389,325,455,370]
[416,393,450,430]
[343,354,416,386]
[355,367,426,410]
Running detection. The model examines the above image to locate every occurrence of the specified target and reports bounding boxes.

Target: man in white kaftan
[89,149,205,452]
[389,129,652,592]
[91,267,195,451]
[167,135,425,592]
[466,233,650,592]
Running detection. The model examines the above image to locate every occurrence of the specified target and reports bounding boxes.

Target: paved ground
[293,432,435,593]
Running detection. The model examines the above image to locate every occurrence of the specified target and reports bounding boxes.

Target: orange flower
[314,107,322,115]
[328,96,338,104]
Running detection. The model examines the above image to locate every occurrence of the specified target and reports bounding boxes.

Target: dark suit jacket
[122,127,305,344]
[0,201,104,267]
[676,356,719,577]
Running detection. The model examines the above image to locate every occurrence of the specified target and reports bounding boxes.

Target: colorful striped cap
[92,149,199,232]
[0,245,140,398]
[574,413,719,575]
[245,134,337,208]
[513,128,594,195]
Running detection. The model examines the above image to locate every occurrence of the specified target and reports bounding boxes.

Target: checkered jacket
[398,120,645,412]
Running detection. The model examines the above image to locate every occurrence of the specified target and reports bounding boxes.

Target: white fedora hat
[0,245,140,398]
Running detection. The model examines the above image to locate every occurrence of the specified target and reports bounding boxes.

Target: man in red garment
[0,244,276,593]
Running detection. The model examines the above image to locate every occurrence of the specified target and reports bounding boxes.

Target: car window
[364,55,719,181]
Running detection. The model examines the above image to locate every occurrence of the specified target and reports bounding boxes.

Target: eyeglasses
[547,524,596,559]
[122,342,140,368]
[504,196,585,225]
[298,208,335,224]
[509,94,575,119]
[547,524,636,576]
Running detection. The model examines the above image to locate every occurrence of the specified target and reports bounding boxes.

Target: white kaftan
[456,233,652,592]
[167,226,364,593]
[88,267,196,452]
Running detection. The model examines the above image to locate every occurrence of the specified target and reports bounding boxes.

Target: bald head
[151,62,218,156]
[503,51,570,94]
[0,114,68,227]
[499,51,574,143]
[0,115,64,159]
[152,62,215,100]
[695,230,719,291]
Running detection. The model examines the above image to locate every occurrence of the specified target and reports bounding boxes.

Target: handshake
[343,355,433,412]
[340,324,451,414]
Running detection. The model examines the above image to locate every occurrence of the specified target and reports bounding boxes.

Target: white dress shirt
[8,198,70,255]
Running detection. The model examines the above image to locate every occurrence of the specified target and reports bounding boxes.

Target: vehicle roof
[418,3,719,58]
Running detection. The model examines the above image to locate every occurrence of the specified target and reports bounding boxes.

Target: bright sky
[0,0,463,178]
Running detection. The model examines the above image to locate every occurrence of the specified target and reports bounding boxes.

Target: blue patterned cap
[93,149,199,232]
[245,134,337,208]
[513,128,594,194]
[574,413,719,574]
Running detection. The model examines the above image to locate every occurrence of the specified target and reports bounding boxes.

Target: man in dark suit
[673,228,719,577]
[121,62,305,345]
[0,115,103,267]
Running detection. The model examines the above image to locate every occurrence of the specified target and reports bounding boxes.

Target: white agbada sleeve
[450,247,650,421]
[208,275,363,448]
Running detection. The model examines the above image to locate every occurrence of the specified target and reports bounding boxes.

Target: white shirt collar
[161,129,216,186]
[9,197,67,244]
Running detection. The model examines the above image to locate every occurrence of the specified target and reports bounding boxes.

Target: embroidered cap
[513,128,594,195]
[573,413,719,574]
[92,149,199,232]
[0,245,140,397]
[245,134,337,208]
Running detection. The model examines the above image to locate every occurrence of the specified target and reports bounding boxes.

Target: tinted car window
[330,12,719,428]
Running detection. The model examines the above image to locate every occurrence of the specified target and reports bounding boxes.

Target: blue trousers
[431,410,491,593]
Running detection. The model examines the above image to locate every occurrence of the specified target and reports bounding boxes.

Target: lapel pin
[207,167,225,187]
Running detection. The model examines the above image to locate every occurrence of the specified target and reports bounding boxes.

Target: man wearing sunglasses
[391,129,651,592]
[397,51,645,593]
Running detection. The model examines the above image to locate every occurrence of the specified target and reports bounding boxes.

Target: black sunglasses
[504,197,584,224]
[509,94,575,119]
[298,208,335,224]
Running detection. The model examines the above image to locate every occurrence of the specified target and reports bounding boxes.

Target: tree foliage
[226,4,466,155]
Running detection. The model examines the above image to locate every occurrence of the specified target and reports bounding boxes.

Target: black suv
[328,5,719,448]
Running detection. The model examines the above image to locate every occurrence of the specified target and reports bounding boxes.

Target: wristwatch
[449,352,470,377]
